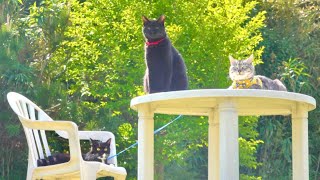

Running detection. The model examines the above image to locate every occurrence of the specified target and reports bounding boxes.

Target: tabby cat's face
[142,15,166,41]
[89,138,111,157]
[229,55,255,81]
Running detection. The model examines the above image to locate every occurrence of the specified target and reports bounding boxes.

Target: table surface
[130,89,316,116]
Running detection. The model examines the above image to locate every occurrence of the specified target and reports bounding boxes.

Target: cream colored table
[130,89,316,180]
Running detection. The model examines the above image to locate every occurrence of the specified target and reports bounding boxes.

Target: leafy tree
[0,0,34,178]
[2,0,267,179]
[253,0,320,179]
[46,0,265,179]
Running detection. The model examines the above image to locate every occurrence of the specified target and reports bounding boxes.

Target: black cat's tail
[143,71,150,93]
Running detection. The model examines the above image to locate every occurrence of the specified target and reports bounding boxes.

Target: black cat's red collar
[146,38,165,46]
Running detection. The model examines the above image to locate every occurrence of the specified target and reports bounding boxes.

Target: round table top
[130,89,316,116]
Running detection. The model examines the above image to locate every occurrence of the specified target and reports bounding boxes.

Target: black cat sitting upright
[142,15,188,94]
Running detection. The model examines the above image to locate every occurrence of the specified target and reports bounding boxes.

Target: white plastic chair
[7,92,127,180]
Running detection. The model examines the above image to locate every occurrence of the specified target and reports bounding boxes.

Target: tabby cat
[228,54,287,91]
[142,15,188,94]
[37,138,112,166]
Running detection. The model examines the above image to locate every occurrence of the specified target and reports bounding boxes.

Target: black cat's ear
[142,15,150,24]
[157,15,165,24]
[89,138,94,144]
[106,138,112,145]
[229,55,236,65]
[246,54,254,64]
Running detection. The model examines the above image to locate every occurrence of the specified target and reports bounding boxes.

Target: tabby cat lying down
[228,54,287,91]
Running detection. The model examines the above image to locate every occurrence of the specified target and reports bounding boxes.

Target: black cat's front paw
[37,159,48,167]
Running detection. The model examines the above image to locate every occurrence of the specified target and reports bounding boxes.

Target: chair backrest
[77,131,119,166]
[7,92,54,167]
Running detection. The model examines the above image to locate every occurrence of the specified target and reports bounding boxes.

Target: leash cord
[107,115,183,160]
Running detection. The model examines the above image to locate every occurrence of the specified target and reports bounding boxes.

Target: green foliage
[282,58,310,92]
[239,117,263,170]
[254,0,320,179]
[0,1,33,178]
[3,0,319,179]
[2,0,268,179]
[44,0,266,178]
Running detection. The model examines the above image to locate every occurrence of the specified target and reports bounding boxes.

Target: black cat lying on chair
[37,138,112,166]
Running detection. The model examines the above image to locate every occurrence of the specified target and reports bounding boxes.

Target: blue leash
[107,115,183,160]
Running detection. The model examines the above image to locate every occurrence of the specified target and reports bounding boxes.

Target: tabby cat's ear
[157,15,165,24]
[246,54,254,63]
[142,16,150,24]
[229,55,236,65]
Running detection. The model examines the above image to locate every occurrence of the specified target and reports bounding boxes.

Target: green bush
[2,0,267,179]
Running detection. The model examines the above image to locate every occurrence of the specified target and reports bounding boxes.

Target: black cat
[37,138,112,166]
[83,138,112,164]
[142,15,188,94]
[37,153,70,167]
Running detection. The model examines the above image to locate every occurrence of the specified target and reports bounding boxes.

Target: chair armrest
[78,131,115,141]
[56,130,115,142]
[21,120,78,132]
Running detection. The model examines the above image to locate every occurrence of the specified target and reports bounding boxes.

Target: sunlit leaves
[11,0,266,178]
[118,123,133,140]
[239,137,263,169]
[282,58,310,92]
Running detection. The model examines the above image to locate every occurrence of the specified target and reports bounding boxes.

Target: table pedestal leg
[137,104,154,180]
[208,109,219,180]
[219,101,239,180]
[292,104,309,180]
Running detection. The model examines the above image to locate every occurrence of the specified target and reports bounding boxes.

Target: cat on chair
[228,54,287,91]
[37,138,113,166]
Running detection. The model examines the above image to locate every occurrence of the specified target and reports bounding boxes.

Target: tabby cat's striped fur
[228,55,287,91]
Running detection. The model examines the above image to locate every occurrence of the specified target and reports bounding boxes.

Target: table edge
[130,89,316,112]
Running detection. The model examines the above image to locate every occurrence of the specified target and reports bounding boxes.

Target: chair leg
[81,170,97,180]
[80,163,98,180]
[82,172,97,180]
[26,169,33,180]
[27,158,35,180]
